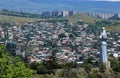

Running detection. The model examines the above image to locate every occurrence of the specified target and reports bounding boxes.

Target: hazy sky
[95,0,120,1]
[0,0,120,13]
[78,0,120,1]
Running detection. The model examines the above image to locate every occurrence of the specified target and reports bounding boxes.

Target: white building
[62,11,69,16]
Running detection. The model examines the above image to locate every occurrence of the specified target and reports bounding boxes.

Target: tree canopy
[0,45,32,78]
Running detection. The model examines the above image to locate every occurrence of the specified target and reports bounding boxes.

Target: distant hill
[0,9,41,18]
[64,13,100,23]
[0,14,38,25]
[0,12,99,24]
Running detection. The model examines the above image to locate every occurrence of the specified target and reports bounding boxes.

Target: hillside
[0,14,38,25]
[0,13,99,25]
[64,13,100,23]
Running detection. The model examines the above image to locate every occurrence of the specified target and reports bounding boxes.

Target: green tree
[109,58,120,72]
[37,63,47,74]
[59,68,79,78]
[84,64,92,78]
[83,59,92,78]
[30,62,39,70]
[99,63,106,73]
[0,45,32,78]
[90,69,100,78]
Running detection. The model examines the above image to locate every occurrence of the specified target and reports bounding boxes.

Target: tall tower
[100,27,110,69]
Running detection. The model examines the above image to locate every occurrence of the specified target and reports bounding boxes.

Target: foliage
[99,63,106,73]
[83,63,92,75]
[30,62,40,70]
[88,20,120,34]
[29,58,62,75]
[82,58,93,78]
[0,9,41,18]
[63,62,78,69]
[0,45,32,78]
[77,20,85,25]
[37,63,47,74]
[59,68,79,78]
[109,58,120,72]
[90,69,100,78]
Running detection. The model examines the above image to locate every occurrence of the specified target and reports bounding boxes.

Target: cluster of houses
[0,20,120,64]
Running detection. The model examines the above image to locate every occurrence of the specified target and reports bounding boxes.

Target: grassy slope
[0,14,38,25]
[0,13,99,25]
[64,13,100,23]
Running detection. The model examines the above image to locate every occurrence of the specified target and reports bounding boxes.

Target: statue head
[100,27,107,41]
[102,27,105,31]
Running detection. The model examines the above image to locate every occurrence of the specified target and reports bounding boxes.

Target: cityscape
[0,0,120,78]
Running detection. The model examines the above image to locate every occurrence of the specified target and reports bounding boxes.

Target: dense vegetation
[88,20,120,33]
[29,57,120,78]
[0,9,41,18]
[0,45,32,78]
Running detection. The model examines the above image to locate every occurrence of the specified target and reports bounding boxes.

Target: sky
[95,0,120,1]
[0,0,120,13]
[87,0,120,1]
